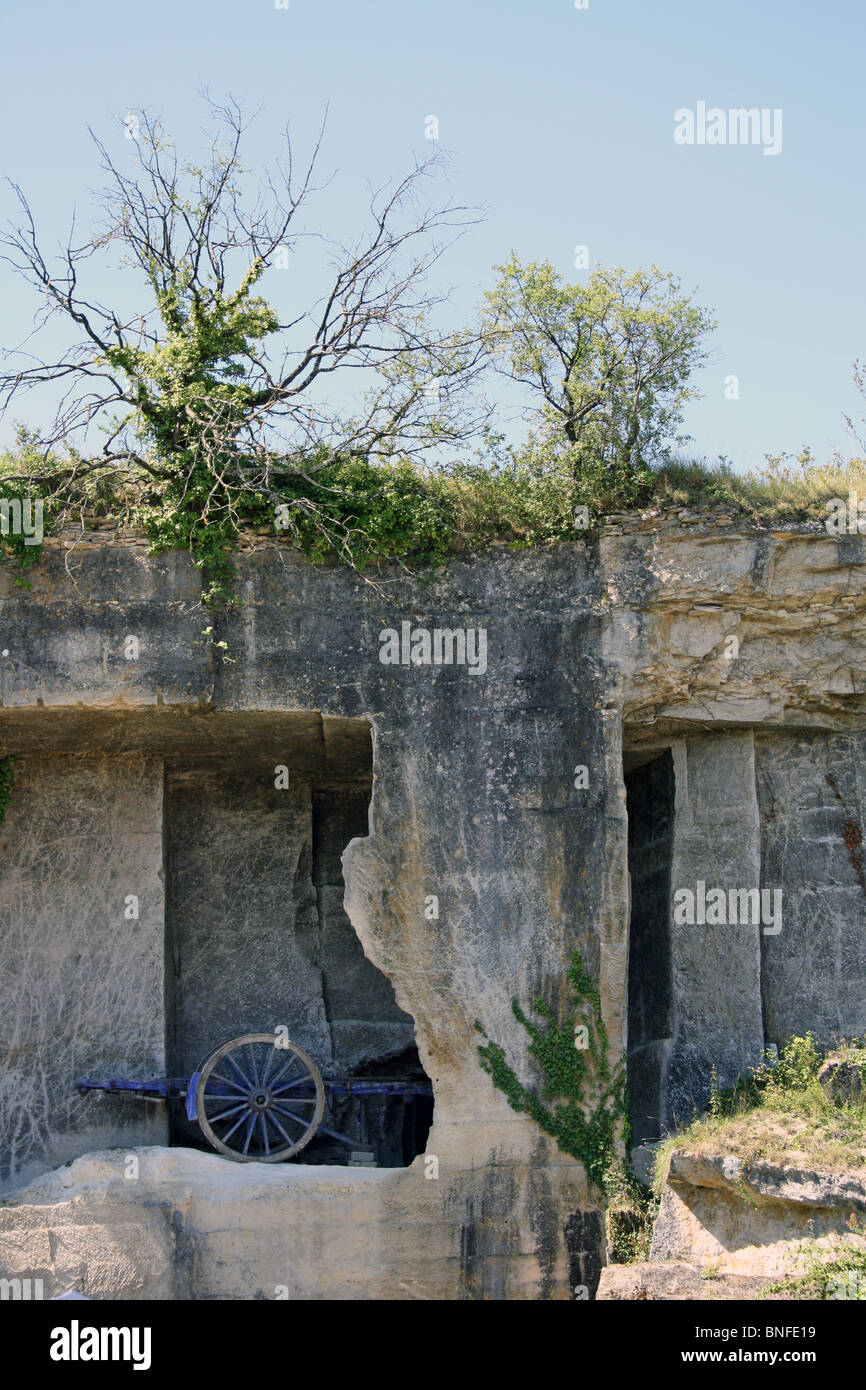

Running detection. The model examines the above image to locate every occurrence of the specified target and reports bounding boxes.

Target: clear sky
[0,0,863,470]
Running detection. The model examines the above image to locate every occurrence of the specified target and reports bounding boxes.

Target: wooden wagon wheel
[195,1033,325,1163]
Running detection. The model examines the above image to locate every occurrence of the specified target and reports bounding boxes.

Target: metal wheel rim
[196,1032,325,1163]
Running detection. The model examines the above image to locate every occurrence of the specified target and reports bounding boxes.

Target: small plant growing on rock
[474,949,627,1194]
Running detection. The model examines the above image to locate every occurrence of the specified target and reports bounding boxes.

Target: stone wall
[0,514,864,1297]
[0,541,609,1296]
[0,754,166,1192]
[312,787,416,1074]
[166,767,329,1082]
[665,731,765,1128]
[622,725,866,1141]
[756,732,866,1047]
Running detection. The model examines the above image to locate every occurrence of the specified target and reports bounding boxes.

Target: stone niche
[624,748,675,1148]
[0,746,166,1193]
[0,707,430,1192]
[624,726,866,1148]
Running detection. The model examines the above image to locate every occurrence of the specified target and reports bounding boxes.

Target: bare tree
[0,96,488,556]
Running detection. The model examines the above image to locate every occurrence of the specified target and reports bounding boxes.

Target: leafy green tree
[482,256,714,479]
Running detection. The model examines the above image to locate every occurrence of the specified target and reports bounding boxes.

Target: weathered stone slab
[0,1146,591,1300]
[649,1149,866,1277]
[819,1054,866,1105]
[598,1260,775,1300]
[756,732,866,1046]
[0,755,166,1193]
[664,733,765,1131]
[165,768,332,1078]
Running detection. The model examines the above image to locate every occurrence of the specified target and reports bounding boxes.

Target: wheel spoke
[268,1053,299,1088]
[206,1102,248,1123]
[247,1044,260,1088]
[226,1052,253,1088]
[260,1043,278,1086]
[207,1072,247,1095]
[265,1111,295,1147]
[271,1075,312,1095]
[259,1114,270,1156]
[272,1103,311,1130]
[242,1113,256,1155]
[220,1111,251,1144]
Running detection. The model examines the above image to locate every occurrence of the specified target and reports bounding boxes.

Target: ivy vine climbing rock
[475,949,628,1194]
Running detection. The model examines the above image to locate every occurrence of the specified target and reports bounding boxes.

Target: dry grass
[662,1108,866,1174]
[651,454,866,525]
[652,1042,866,1194]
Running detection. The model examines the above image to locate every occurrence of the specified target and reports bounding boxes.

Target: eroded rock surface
[0,1146,589,1300]
[649,1149,866,1281]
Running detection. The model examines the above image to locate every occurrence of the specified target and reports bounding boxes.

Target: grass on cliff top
[433,452,866,549]
[1,445,865,570]
[651,1036,866,1197]
[648,453,866,526]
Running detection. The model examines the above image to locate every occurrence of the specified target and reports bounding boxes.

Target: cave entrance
[164,719,432,1167]
[624,747,675,1149]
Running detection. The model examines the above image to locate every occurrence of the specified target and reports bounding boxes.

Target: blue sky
[0,0,862,470]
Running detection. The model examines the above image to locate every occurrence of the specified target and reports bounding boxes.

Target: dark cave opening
[624,747,675,1149]
[164,726,433,1167]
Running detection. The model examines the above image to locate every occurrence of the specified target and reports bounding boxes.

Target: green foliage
[102,257,278,464]
[0,757,15,826]
[438,432,654,548]
[655,1036,866,1293]
[0,431,51,583]
[482,257,714,478]
[603,1158,659,1263]
[96,253,286,604]
[652,1035,866,1194]
[137,451,458,608]
[263,454,457,570]
[0,104,491,603]
[653,452,866,523]
[4,442,866,602]
[102,256,290,603]
[706,1032,825,1119]
[766,1032,823,1094]
[474,949,627,1193]
[434,446,585,548]
[759,1230,866,1301]
[137,453,255,608]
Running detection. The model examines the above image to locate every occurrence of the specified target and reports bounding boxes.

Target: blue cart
[77,1032,432,1163]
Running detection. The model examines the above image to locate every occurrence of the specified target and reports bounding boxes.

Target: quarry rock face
[599,1142,866,1300]
[0,1146,590,1301]
[818,1054,866,1106]
[0,512,864,1298]
[596,1147,866,1299]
